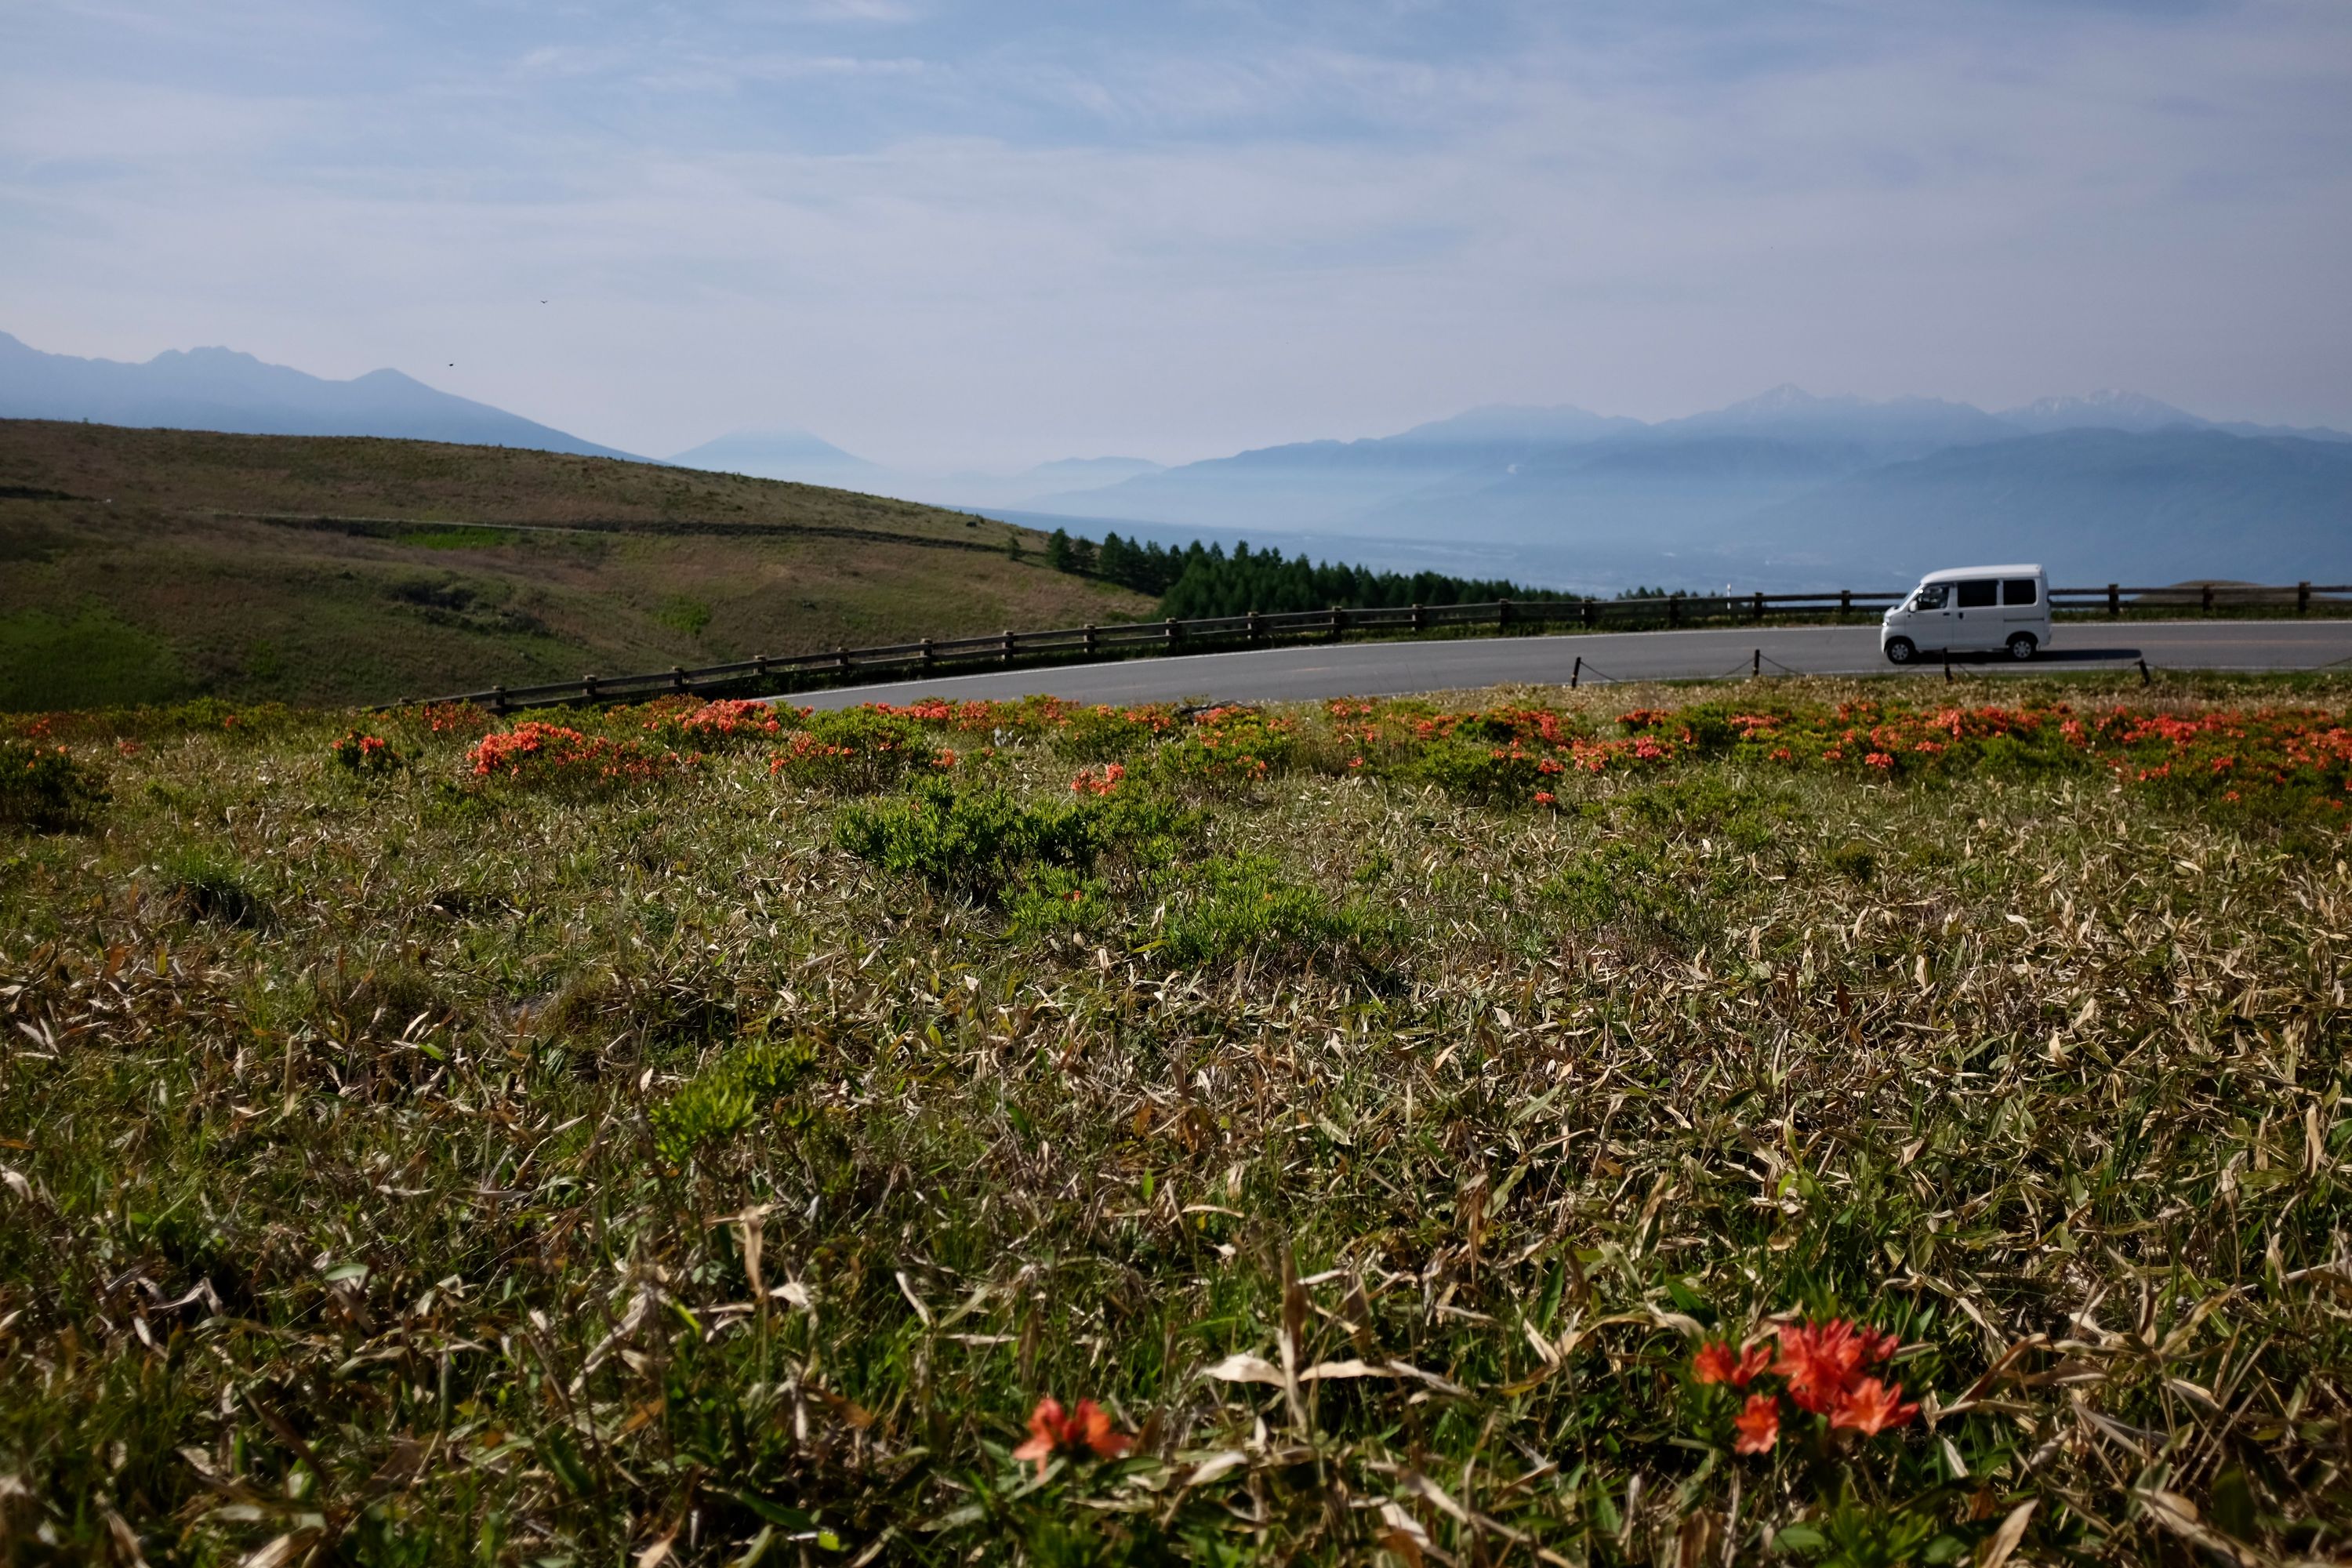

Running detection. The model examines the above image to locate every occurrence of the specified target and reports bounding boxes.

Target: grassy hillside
[3,672,2348,1563]
[0,419,1157,709]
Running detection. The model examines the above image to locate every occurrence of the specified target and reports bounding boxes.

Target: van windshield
[1910,584,1949,610]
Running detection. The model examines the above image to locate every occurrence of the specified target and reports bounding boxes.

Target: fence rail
[382,579,2352,712]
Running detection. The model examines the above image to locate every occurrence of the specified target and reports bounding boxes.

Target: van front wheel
[2006,632,2038,661]
[1884,637,1917,665]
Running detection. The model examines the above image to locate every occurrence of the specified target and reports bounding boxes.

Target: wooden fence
[385,579,2352,712]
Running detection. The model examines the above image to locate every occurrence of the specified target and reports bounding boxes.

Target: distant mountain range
[1005,385,2352,589]
[0,331,636,459]
[8,328,2347,590]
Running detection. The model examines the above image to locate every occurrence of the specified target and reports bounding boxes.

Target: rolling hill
[0,419,1155,710]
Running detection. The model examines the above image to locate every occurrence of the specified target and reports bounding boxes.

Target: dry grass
[2,671,2348,1566]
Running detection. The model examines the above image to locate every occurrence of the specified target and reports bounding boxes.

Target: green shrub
[649,1033,819,1165]
[1157,855,1390,967]
[159,847,267,927]
[771,707,935,793]
[1146,707,1297,794]
[1828,840,1878,884]
[1412,738,1565,804]
[836,777,1103,898]
[0,741,108,832]
[1005,865,1114,941]
[1541,841,1686,938]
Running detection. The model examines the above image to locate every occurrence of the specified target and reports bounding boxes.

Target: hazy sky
[5,1,2349,467]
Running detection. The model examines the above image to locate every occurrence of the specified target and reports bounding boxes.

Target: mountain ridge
[0,332,639,460]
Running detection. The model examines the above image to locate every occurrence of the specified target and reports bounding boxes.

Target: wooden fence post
[1166,617,1181,646]
[583,676,600,701]
[1668,595,1681,627]
[921,638,935,670]
[2201,583,2214,613]
[2107,583,2121,617]
[1498,597,1512,630]
[670,666,687,691]
[1581,601,1594,629]
[1084,622,1098,655]
[1840,589,1851,614]
[1410,602,1425,633]
[1328,604,1343,642]
[1001,630,1014,663]
[491,685,507,713]
[1752,591,1765,622]
[2299,582,2311,616]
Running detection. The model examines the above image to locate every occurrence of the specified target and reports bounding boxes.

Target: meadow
[2,672,2348,1565]
[0,421,1154,711]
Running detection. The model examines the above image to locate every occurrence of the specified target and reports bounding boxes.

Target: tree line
[1043,528,1584,616]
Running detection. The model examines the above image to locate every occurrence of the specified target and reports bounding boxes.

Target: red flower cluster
[329,729,401,773]
[651,698,784,741]
[1011,1396,1134,1478]
[1071,763,1127,796]
[467,722,690,786]
[1692,1318,1919,1454]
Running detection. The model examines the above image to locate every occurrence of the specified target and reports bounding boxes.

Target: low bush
[327,729,401,774]
[0,741,107,832]
[771,707,937,793]
[1156,854,1391,967]
[1146,706,1298,793]
[648,1033,820,1165]
[835,777,1103,898]
[158,846,267,927]
[466,720,691,789]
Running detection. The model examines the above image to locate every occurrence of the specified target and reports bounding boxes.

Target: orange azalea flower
[1733,1393,1780,1454]
[1828,1377,1918,1436]
[1011,1396,1134,1478]
[1692,1341,1772,1388]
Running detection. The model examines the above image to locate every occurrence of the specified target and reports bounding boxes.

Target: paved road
[791,620,2352,710]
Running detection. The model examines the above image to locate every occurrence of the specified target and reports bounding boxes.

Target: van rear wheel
[2006,632,2038,661]
[1884,636,1917,665]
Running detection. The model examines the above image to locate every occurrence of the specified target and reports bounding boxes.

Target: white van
[1881,564,2051,664]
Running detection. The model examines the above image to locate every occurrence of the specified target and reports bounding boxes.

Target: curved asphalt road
[790,621,2352,710]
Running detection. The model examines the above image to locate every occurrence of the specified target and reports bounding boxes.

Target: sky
[3,0,2349,470]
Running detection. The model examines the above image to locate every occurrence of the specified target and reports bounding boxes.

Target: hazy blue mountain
[1026,401,1637,529]
[1659,384,2020,460]
[1018,456,1163,489]
[1734,430,2352,586]
[1996,390,2205,435]
[0,331,636,458]
[668,428,892,489]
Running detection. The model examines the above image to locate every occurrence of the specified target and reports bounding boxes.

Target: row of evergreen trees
[1042,528,1581,616]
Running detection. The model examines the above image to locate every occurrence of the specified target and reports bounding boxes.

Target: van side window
[1956,579,1998,608]
[2002,578,2038,606]
[1911,584,1948,609]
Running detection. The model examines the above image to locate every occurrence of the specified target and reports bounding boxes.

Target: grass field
[0,420,1156,711]
[3,672,2349,1565]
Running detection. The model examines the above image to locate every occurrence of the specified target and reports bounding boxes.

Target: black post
[1498,598,1512,629]
[2201,583,2214,614]
[1669,595,1681,627]
[2139,658,2151,686]
[1328,604,1343,642]
[835,648,849,671]
[1411,601,1425,633]
[491,685,507,713]
[2107,583,2121,617]
[1001,630,1014,663]
[1571,655,1581,689]
[671,666,687,691]
[1166,617,1181,646]
[1752,648,1761,678]
[1943,655,1952,684]
[1752,591,1764,622]
[2299,581,2311,616]
[1840,589,1851,614]
[583,676,599,701]
[1084,622,1098,655]
[921,638,935,670]
[1581,601,1594,630]
[1247,609,1261,643]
